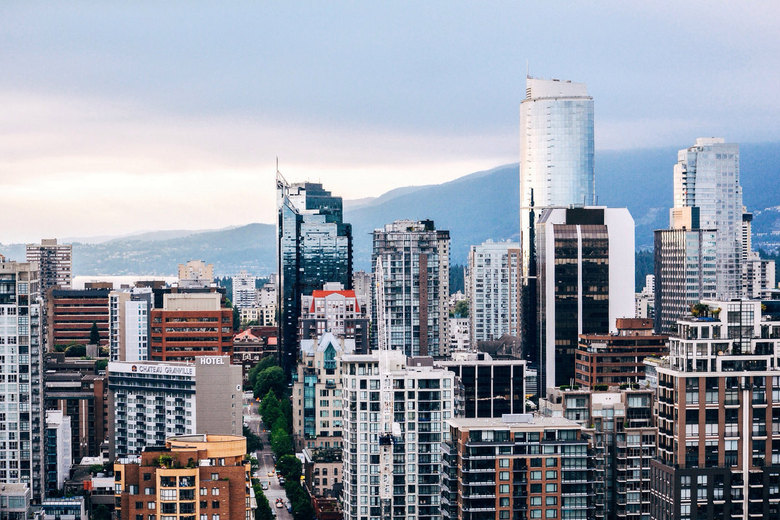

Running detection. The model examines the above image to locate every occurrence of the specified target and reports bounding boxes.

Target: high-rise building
[277,175,353,376]
[26,239,72,293]
[352,270,373,319]
[654,207,718,333]
[341,350,455,520]
[468,240,522,348]
[0,259,44,501]
[536,207,635,393]
[47,288,110,349]
[44,411,72,497]
[149,292,233,362]
[372,219,450,357]
[575,318,668,388]
[231,270,257,308]
[540,387,656,520]
[636,275,656,319]
[650,299,780,520]
[107,356,242,459]
[109,287,152,362]
[741,208,776,298]
[673,138,743,300]
[520,77,595,276]
[293,332,351,450]
[114,434,252,520]
[442,414,592,520]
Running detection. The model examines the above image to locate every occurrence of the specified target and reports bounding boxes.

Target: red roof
[309,290,360,313]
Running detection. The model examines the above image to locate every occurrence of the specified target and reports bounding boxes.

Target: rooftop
[448,414,581,431]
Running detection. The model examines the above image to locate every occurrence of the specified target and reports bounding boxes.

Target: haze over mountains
[2,143,779,276]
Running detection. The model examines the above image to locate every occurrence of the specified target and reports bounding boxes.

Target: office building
[177,260,214,288]
[653,207,718,334]
[47,287,110,349]
[114,434,252,520]
[520,77,595,276]
[540,387,656,520]
[293,333,351,450]
[149,292,233,362]
[468,240,521,347]
[26,239,72,293]
[436,351,526,418]
[277,175,353,376]
[442,414,592,520]
[372,219,450,357]
[537,207,635,392]
[0,259,44,502]
[341,350,455,520]
[108,356,242,458]
[636,275,655,320]
[44,411,72,497]
[743,256,776,299]
[575,318,668,388]
[673,138,742,300]
[300,283,369,354]
[109,287,152,362]
[232,270,257,308]
[447,317,470,352]
[650,299,780,520]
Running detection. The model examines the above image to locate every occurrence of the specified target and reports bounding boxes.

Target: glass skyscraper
[673,137,742,300]
[277,174,352,376]
[520,77,595,276]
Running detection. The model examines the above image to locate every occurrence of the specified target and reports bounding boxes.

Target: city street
[244,395,292,520]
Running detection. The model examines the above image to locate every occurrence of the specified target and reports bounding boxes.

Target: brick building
[114,434,252,520]
[47,288,110,348]
[150,293,233,362]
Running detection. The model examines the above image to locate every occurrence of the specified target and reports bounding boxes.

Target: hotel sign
[109,362,195,377]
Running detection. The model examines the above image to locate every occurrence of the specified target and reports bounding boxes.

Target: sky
[2,1,780,243]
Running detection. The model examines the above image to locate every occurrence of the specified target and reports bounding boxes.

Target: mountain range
[2,142,779,276]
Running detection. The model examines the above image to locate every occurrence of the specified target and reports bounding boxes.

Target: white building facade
[232,270,257,308]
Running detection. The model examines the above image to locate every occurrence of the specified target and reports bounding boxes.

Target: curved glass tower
[520,77,595,276]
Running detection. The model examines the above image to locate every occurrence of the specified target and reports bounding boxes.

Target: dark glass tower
[277,174,352,377]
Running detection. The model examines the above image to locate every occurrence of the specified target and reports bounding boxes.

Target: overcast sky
[2,1,779,242]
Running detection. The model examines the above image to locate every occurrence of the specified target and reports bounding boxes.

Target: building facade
[232,270,257,309]
[541,387,656,520]
[650,299,780,520]
[436,352,526,418]
[44,411,71,497]
[277,175,353,376]
[109,287,153,362]
[442,414,592,520]
[575,318,668,388]
[300,283,369,354]
[114,434,252,520]
[520,77,595,276]
[177,260,214,288]
[468,240,521,348]
[26,239,72,293]
[149,293,233,362]
[537,207,635,392]
[0,259,44,502]
[673,138,743,301]
[108,356,242,458]
[47,288,110,349]
[371,220,450,357]
[341,350,455,520]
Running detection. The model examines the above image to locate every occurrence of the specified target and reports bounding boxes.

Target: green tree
[95,359,108,371]
[453,299,469,318]
[254,366,285,399]
[247,356,279,390]
[259,390,281,427]
[284,480,314,520]
[276,454,302,481]
[93,504,112,520]
[232,306,241,332]
[65,344,86,357]
[270,426,293,458]
[89,321,100,345]
[244,426,262,453]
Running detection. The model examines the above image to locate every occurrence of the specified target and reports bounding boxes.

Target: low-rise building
[114,434,252,520]
[302,447,342,498]
[575,318,668,388]
[41,497,86,520]
[300,283,369,354]
[231,326,278,385]
[0,484,32,520]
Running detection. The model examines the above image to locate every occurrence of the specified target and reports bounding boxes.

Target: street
[244,395,293,520]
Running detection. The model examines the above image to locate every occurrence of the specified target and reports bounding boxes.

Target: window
[144,488,153,495]
[200,488,207,496]
[148,503,156,510]
[160,489,176,501]
[530,497,542,506]
[213,515,220,520]
[545,483,557,493]
[211,473,219,480]
[545,510,557,518]
[546,458,557,467]
[212,488,219,496]
[212,501,220,509]
[530,510,542,519]
[531,471,542,480]
[499,484,510,494]
[546,470,557,479]
[499,471,510,481]
[546,497,557,505]
[499,458,510,468]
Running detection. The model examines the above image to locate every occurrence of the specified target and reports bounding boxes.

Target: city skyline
[2,2,780,241]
